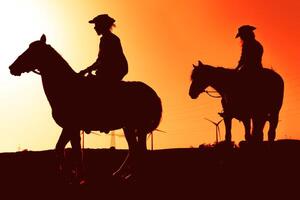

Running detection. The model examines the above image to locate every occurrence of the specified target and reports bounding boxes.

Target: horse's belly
[81,109,124,131]
[51,103,123,130]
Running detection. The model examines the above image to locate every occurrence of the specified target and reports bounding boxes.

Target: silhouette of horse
[9,35,162,180]
[189,61,284,143]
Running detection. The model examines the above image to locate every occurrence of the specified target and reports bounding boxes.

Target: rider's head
[89,14,115,35]
[235,25,256,41]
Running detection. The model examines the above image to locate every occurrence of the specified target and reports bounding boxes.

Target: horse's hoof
[67,174,87,186]
[124,173,133,180]
[79,178,87,185]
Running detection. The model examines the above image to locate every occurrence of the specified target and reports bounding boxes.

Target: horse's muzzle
[9,65,21,76]
[189,92,198,99]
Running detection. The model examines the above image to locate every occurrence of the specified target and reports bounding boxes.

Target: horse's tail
[265,69,284,141]
[277,73,284,111]
[269,69,284,113]
[265,70,284,141]
[145,93,162,133]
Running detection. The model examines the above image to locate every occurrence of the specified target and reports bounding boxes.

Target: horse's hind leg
[137,132,147,173]
[113,127,137,178]
[242,118,251,142]
[138,132,147,152]
[268,112,279,142]
[252,117,267,142]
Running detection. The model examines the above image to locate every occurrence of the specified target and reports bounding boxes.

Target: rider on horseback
[220,25,264,119]
[79,14,128,134]
[235,25,263,72]
[79,14,128,83]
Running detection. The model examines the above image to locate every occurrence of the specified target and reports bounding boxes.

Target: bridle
[32,69,41,75]
[204,90,221,98]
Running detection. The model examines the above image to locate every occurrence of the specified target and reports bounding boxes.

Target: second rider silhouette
[235,25,263,73]
[80,14,128,83]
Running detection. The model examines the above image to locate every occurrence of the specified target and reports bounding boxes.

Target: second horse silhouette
[189,61,284,143]
[9,35,162,182]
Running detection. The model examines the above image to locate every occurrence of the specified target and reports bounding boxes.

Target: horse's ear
[198,60,203,67]
[40,34,46,43]
[193,64,197,68]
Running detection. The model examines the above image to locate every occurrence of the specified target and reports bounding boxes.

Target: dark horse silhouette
[9,35,162,180]
[189,61,284,143]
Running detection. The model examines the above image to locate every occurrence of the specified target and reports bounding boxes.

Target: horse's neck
[207,67,232,96]
[40,47,77,109]
[41,46,76,76]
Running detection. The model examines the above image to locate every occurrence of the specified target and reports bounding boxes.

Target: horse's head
[9,35,47,76]
[189,60,210,99]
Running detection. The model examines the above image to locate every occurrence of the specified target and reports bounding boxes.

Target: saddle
[76,74,126,132]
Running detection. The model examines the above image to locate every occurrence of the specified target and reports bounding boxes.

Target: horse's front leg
[242,118,251,142]
[221,99,233,142]
[69,129,83,181]
[224,117,232,142]
[55,128,82,182]
[55,128,72,172]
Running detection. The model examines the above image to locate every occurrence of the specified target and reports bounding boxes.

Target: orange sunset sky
[0,0,299,152]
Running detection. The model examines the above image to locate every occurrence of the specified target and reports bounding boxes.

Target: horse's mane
[45,44,76,74]
[214,66,236,74]
[213,65,278,74]
[191,64,235,80]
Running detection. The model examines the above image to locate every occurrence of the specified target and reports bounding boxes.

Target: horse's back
[262,68,284,85]
[72,79,162,132]
[260,68,284,107]
[226,68,284,118]
[245,68,283,114]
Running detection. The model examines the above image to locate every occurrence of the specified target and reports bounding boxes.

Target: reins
[204,90,221,98]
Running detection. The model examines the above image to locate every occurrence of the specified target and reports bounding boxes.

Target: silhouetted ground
[0,139,299,199]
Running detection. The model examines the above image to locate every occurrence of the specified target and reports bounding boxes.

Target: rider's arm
[87,56,102,71]
[236,44,246,70]
[81,41,105,74]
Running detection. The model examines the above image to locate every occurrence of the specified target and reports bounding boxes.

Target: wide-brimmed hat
[89,14,115,27]
[235,25,256,38]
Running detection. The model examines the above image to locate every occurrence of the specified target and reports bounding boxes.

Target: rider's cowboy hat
[235,25,256,38]
[89,14,115,27]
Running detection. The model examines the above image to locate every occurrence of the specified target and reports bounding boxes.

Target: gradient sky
[0,0,299,152]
